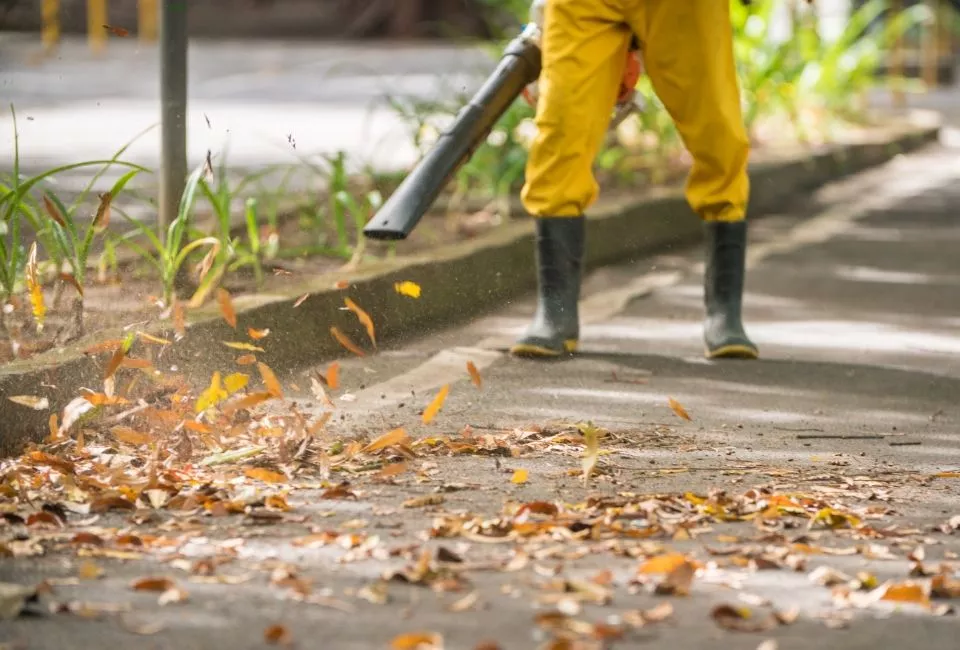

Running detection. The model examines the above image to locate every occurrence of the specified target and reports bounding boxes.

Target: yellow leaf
[26,242,46,332]
[344,298,376,348]
[511,469,528,484]
[217,288,237,328]
[196,372,229,413]
[224,372,249,395]
[466,361,482,389]
[330,326,365,357]
[361,428,409,454]
[422,385,449,424]
[934,472,960,479]
[257,362,283,398]
[223,342,265,353]
[394,281,421,299]
[667,397,692,421]
[810,507,861,530]
[248,327,270,340]
[391,632,442,650]
[244,468,287,484]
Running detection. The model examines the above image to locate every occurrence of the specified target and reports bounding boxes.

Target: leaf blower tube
[362,26,542,241]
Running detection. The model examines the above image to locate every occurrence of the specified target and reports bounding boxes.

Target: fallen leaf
[934,472,960,479]
[90,495,136,513]
[111,426,152,446]
[130,577,175,592]
[395,281,422,299]
[931,574,960,598]
[877,580,930,605]
[331,326,366,356]
[264,624,293,646]
[248,327,270,340]
[196,372,229,412]
[78,561,104,580]
[323,361,340,390]
[93,191,112,230]
[236,354,258,365]
[217,288,237,328]
[333,280,350,290]
[391,632,442,650]
[654,560,696,596]
[104,24,130,37]
[667,397,692,421]
[0,582,38,620]
[293,293,310,308]
[258,362,283,397]
[580,423,602,487]
[361,428,409,454]
[511,469,528,485]
[223,341,265,353]
[448,591,480,612]
[466,361,482,388]
[244,468,287,484]
[376,462,409,479]
[224,372,249,394]
[7,395,49,410]
[711,604,778,633]
[422,385,449,424]
[810,507,861,530]
[757,641,779,650]
[638,553,693,575]
[403,495,445,509]
[344,298,376,348]
[25,242,45,332]
[172,300,187,336]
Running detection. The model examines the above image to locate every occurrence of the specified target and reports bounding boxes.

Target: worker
[510,0,758,361]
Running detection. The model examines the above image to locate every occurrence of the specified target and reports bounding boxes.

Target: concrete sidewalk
[2,139,960,648]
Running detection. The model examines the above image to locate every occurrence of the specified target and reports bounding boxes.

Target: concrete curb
[0,121,941,456]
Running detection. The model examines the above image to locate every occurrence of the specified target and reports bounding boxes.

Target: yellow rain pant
[521,0,750,222]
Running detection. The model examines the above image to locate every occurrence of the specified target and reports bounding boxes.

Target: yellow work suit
[520,0,750,223]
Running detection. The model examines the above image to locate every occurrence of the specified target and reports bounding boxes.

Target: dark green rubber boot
[510,217,585,358]
[703,220,759,360]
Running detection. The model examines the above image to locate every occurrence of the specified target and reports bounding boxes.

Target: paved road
[3,140,960,648]
[0,35,496,179]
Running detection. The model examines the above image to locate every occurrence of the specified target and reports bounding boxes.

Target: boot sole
[705,343,759,360]
[509,339,578,358]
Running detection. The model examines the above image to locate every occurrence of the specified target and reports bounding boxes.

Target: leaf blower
[362,0,643,241]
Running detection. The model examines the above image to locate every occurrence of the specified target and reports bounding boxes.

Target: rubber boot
[510,217,585,358]
[703,220,759,360]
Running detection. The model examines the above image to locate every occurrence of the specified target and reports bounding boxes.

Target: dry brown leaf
[59,272,84,297]
[448,591,480,612]
[391,632,442,650]
[511,469,528,485]
[42,193,67,227]
[217,288,237,328]
[654,560,696,596]
[330,326,366,357]
[104,24,130,37]
[422,385,449,424]
[324,361,340,390]
[293,293,310,308]
[236,354,258,365]
[376,462,409,479]
[264,624,293,646]
[333,280,350,290]
[344,298,376,348]
[93,191,112,231]
[931,574,960,599]
[934,472,960,479]
[257,362,283,397]
[361,428,409,454]
[130,577,175,592]
[111,426,152,446]
[244,468,287,484]
[172,300,187,336]
[667,397,692,421]
[248,327,270,340]
[466,361,482,388]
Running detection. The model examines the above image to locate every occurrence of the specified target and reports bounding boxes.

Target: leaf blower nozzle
[362,27,542,241]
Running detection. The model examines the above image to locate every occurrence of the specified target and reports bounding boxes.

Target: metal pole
[158,0,188,242]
